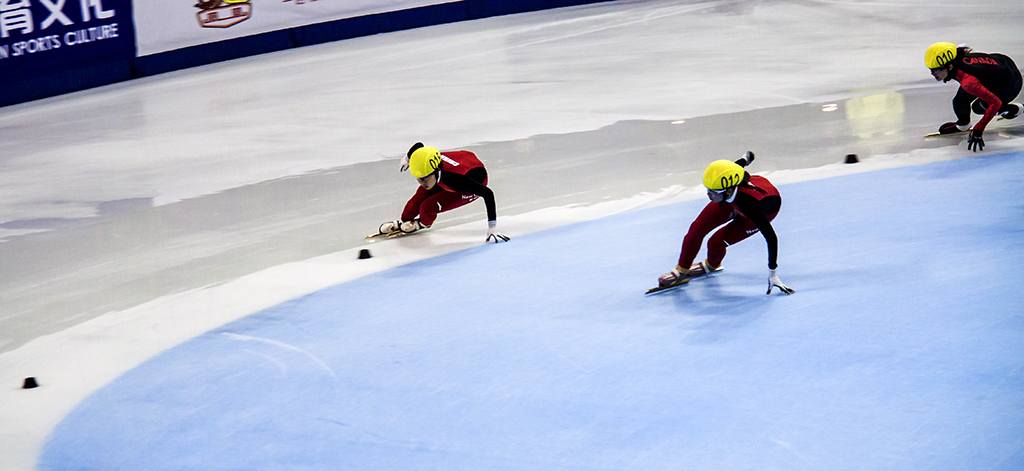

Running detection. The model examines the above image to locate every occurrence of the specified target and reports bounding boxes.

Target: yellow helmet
[703,160,745,190]
[925,42,957,69]
[409,145,442,178]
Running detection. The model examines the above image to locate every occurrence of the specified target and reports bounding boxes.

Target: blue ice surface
[41,154,1024,470]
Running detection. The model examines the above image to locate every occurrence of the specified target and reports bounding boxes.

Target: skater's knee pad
[972,99,988,115]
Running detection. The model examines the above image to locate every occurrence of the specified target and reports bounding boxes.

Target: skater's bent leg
[706,219,760,267]
[418,192,479,226]
[952,89,976,125]
[972,99,988,116]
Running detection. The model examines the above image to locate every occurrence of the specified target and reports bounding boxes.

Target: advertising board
[134,0,451,57]
[0,0,134,80]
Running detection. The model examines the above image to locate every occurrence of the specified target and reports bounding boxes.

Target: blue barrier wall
[1,0,613,108]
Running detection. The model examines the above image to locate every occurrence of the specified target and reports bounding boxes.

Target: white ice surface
[1,0,1024,469]
[1,0,1022,223]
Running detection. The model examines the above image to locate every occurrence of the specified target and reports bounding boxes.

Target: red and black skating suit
[676,175,782,271]
[401,150,497,226]
[946,52,1022,133]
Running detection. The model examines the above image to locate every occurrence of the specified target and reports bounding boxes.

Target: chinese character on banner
[1,0,33,38]
[80,0,113,22]
[40,0,73,29]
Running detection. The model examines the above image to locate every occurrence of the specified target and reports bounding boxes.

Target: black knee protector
[972,99,988,115]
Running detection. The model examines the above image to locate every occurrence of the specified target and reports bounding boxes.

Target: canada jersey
[436,151,484,192]
[957,53,1019,91]
[952,52,1022,132]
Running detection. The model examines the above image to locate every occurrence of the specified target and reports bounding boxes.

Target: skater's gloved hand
[967,129,985,152]
[486,220,510,243]
[767,269,795,295]
[658,265,685,286]
[400,219,428,233]
[939,122,970,134]
[378,219,401,235]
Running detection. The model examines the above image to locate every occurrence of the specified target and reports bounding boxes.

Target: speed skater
[925,42,1022,152]
[374,143,509,243]
[658,152,794,295]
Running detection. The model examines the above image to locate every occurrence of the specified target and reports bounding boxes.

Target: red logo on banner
[195,0,252,28]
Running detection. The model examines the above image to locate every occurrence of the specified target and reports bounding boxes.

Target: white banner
[134,0,454,57]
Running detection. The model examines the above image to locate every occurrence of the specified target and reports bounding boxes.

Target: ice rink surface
[2,0,1024,469]
[39,153,1024,470]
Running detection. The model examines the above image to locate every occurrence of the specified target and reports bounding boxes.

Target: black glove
[967,129,985,152]
[938,122,967,134]
[734,151,755,168]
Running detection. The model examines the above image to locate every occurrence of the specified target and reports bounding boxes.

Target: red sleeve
[676,202,734,269]
[957,70,1003,132]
